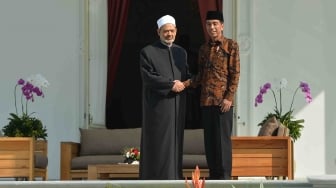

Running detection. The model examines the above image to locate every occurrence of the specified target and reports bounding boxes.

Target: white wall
[0,0,84,180]
[236,0,336,178]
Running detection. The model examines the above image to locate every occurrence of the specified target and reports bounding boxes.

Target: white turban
[157,15,176,29]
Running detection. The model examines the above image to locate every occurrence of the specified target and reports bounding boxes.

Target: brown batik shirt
[187,36,240,107]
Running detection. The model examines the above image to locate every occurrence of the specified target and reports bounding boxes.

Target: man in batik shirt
[185,10,240,180]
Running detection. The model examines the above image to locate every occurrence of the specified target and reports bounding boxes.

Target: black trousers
[201,106,233,180]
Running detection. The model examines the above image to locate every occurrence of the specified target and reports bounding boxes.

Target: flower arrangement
[254,78,312,141]
[2,74,49,140]
[185,165,205,188]
[122,147,140,164]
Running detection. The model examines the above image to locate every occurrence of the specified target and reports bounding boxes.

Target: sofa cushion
[79,128,141,156]
[34,153,48,169]
[183,129,205,154]
[71,155,124,169]
[183,154,207,169]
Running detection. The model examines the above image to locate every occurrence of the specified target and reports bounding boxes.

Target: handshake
[171,80,187,93]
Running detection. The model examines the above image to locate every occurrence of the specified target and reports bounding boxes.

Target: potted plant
[254,78,312,141]
[122,147,140,164]
[2,74,49,140]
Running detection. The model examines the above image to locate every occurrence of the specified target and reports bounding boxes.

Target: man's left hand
[220,99,232,112]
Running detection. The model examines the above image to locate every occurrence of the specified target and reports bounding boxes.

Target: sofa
[60,128,208,180]
[60,127,294,180]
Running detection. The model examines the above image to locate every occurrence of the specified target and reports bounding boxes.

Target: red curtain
[197,0,223,41]
[106,0,130,128]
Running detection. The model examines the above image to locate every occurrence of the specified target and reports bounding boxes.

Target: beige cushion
[79,128,141,156]
[258,116,279,136]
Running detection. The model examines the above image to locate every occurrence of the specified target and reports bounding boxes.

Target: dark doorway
[108,0,204,129]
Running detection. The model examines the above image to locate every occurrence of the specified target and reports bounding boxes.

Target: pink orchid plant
[254,78,312,141]
[2,74,49,139]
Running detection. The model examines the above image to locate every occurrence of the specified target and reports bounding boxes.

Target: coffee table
[87,164,139,180]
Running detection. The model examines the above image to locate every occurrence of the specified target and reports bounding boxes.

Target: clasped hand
[171,80,185,93]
